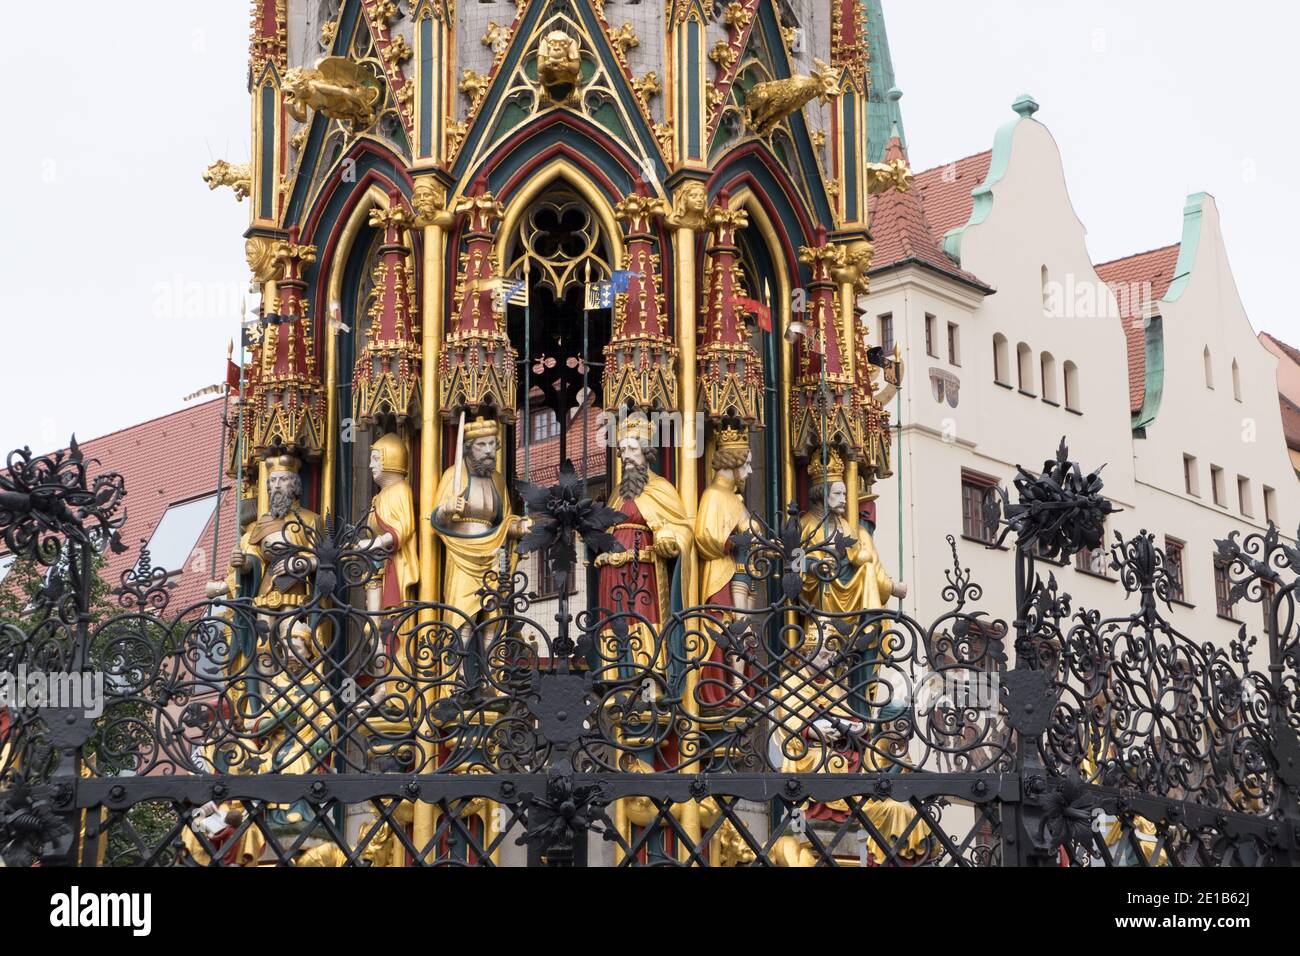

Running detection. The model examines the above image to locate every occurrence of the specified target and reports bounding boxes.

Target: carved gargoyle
[743,58,839,136]
[536,31,582,103]
[283,56,381,129]
[203,160,252,201]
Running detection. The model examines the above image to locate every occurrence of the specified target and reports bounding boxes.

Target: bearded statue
[430,416,530,697]
[593,416,694,696]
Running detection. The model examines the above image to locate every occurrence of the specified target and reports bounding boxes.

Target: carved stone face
[737,449,754,484]
[266,471,301,519]
[619,435,646,469]
[369,449,383,484]
[467,436,499,477]
[826,480,848,517]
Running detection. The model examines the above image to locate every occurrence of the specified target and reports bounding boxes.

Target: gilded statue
[866,157,914,195]
[743,58,839,136]
[206,455,325,670]
[361,434,419,613]
[430,416,531,696]
[693,427,763,707]
[666,180,709,231]
[594,416,695,696]
[283,56,381,129]
[536,30,582,103]
[798,450,905,615]
[202,160,251,201]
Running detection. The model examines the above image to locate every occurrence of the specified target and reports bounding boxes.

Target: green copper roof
[867,0,906,162]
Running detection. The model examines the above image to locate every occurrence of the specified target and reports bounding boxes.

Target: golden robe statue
[366,433,419,609]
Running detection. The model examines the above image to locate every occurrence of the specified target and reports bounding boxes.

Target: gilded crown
[265,453,302,475]
[617,415,655,444]
[807,449,845,483]
[464,416,500,441]
[716,425,749,451]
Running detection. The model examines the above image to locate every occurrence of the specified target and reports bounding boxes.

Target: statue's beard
[468,454,496,478]
[269,489,295,519]
[619,460,649,500]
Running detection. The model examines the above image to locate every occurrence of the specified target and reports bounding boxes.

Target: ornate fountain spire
[697,189,763,428]
[352,190,422,428]
[245,226,326,461]
[791,225,859,460]
[603,183,677,414]
[437,178,518,424]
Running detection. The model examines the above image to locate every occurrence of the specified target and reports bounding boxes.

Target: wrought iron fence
[1,439,1296,866]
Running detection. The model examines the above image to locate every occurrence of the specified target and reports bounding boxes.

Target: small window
[142,494,219,575]
[1264,486,1277,525]
[1232,359,1242,402]
[946,322,961,366]
[1165,537,1185,602]
[879,313,895,355]
[1237,476,1252,517]
[993,334,1009,385]
[924,314,937,358]
[1017,343,1034,395]
[0,553,14,584]
[1204,347,1214,389]
[1041,265,1051,314]
[535,552,575,598]
[1183,454,1199,496]
[1075,538,1109,577]
[1213,557,1235,619]
[1063,360,1080,411]
[961,470,999,544]
[1040,352,1058,403]
[1210,465,1225,507]
[531,407,560,440]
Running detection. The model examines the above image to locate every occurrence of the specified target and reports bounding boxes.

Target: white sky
[1,0,1295,454]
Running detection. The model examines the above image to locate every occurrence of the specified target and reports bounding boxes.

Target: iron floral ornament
[989,437,1117,559]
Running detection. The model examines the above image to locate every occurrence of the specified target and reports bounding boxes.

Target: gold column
[411,175,455,858]
[667,180,708,858]
[836,264,859,534]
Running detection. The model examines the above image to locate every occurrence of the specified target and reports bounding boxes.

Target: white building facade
[863,96,1298,656]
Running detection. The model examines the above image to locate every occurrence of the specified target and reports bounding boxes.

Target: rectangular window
[1164,537,1185,602]
[1214,557,1235,619]
[1264,485,1277,524]
[536,552,574,598]
[961,470,998,544]
[1237,476,1252,517]
[925,314,937,358]
[1210,465,1225,507]
[947,322,961,366]
[143,494,219,576]
[1183,454,1199,496]
[1075,540,1109,577]
[531,407,559,441]
[879,313,894,355]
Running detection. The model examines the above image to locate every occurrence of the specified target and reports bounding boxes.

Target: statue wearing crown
[430,415,530,695]
[206,453,325,661]
[594,415,695,696]
[693,426,764,708]
[798,450,905,615]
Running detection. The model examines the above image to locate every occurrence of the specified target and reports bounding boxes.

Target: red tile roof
[514,400,610,487]
[6,400,238,615]
[912,150,993,239]
[1095,244,1181,413]
[1261,331,1300,369]
[867,139,992,292]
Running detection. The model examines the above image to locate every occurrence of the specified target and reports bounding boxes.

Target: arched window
[1017,342,1034,395]
[1040,352,1058,403]
[1064,361,1080,412]
[1232,359,1242,402]
[1204,347,1214,389]
[993,334,1010,385]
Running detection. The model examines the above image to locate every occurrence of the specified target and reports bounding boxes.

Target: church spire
[866,0,906,162]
